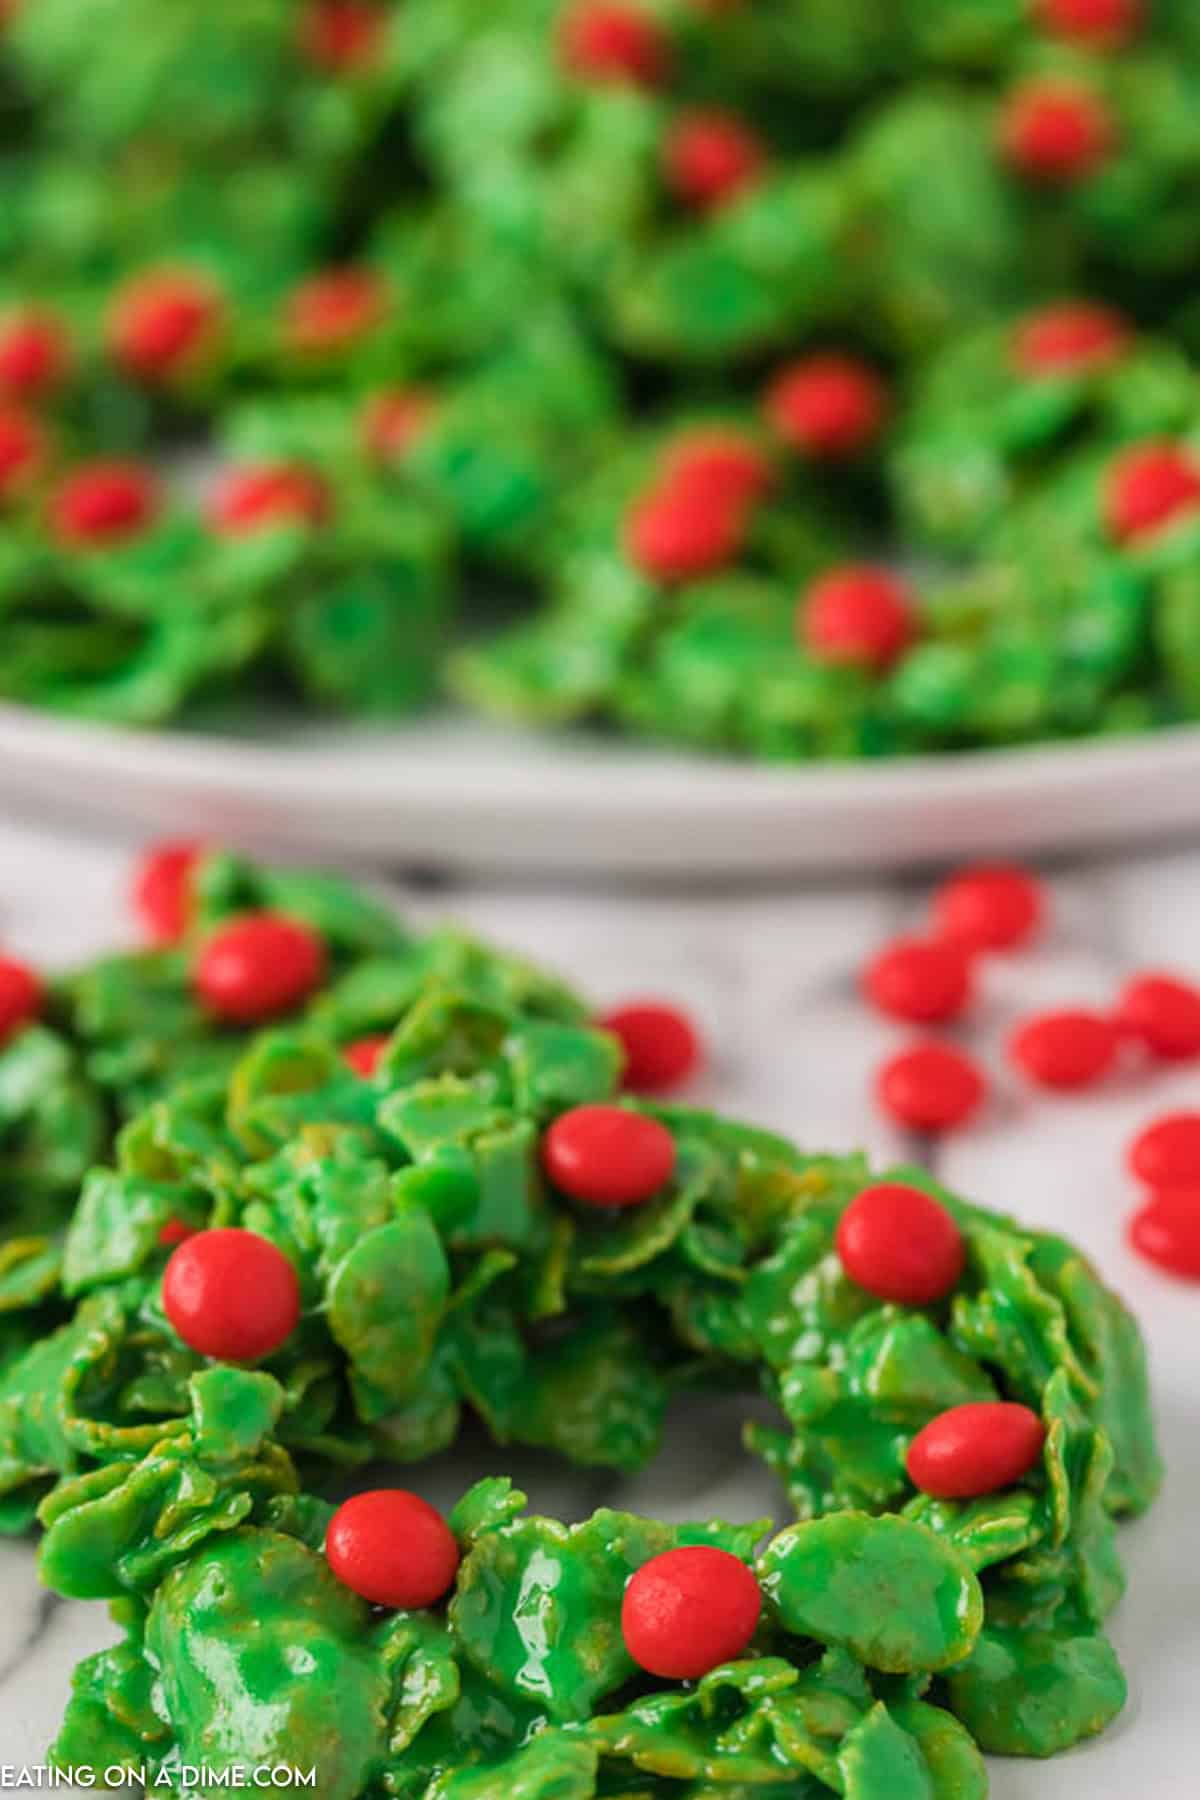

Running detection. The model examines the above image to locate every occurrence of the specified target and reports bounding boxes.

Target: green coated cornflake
[327,1212,450,1408]
[425,1730,598,1800]
[945,1619,1128,1758]
[759,1515,984,1674]
[888,1702,987,1800]
[37,1367,296,1599]
[837,1703,933,1800]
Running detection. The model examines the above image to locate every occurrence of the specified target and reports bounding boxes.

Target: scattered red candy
[361,387,437,463]
[343,1034,390,1079]
[299,0,385,72]
[1012,301,1129,377]
[194,914,326,1023]
[1127,1189,1200,1281]
[48,461,159,547]
[1009,1008,1119,1090]
[0,957,42,1046]
[906,1402,1046,1499]
[107,268,224,382]
[932,863,1044,952]
[625,486,744,582]
[0,308,71,400]
[162,1227,301,1361]
[1104,442,1200,544]
[663,109,765,212]
[1116,973,1200,1062]
[998,82,1114,184]
[863,937,972,1025]
[658,429,774,509]
[802,565,915,673]
[0,407,47,501]
[764,355,888,460]
[836,1182,965,1305]
[325,1490,460,1609]
[876,1043,986,1133]
[157,1219,197,1249]
[542,1104,676,1208]
[284,267,387,354]
[558,2,670,87]
[209,464,330,535]
[1127,1112,1200,1189]
[622,1547,761,1679]
[1034,0,1142,48]
[131,839,202,945]
[601,1001,703,1094]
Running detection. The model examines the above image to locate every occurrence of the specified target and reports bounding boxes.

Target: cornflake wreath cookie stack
[0,849,1161,1797]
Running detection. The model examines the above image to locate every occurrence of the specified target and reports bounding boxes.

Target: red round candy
[326,1490,460,1609]
[836,1183,965,1306]
[932,863,1044,952]
[601,1001,703,1094]
[1127,1112,1200,1188]
[163,1227,301,1361]
[1012,302,1129,377]
[863,937,972,1025]
[1128,1190,1200,1281]
[876,1043,986,1133]
[1009,1009,1119,1090]
[194,914,326,1022]
[1034,0,1142,48]
[0,407,46,501]
[344,1034,390,1079]
[158,1218,197,1249]
[0,957,42,1046]
[802,565,915,673]
[999,82,1114,183]
[49,461,159,547]
[284,267,386,354]
[625,487,744,583]
[131,840,203,945]
[765,355,888,460]
[558,2,669,87]
[299,0,385,72]
[663,109,765,213]
[906,1402,1046,1499]
[658,429,774,509]
[1104,443,1200,544]
[621,1546,761,1679]
[1117,973,1200,1062]
[209,464,330,535]
[107,268,224,382]
[361,387,437,462]
[0,308,71,400]
[542,1104,676,1208]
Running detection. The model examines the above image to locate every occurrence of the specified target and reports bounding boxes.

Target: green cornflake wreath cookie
[0,853,1161,1796]
[5,0,1200,751]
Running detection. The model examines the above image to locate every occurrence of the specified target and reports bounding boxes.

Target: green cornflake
[759,1514,984,1675]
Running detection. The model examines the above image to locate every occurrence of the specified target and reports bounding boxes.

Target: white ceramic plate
[2,701,1200,875]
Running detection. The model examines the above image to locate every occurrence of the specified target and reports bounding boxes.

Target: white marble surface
[0,815,1198,1795]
